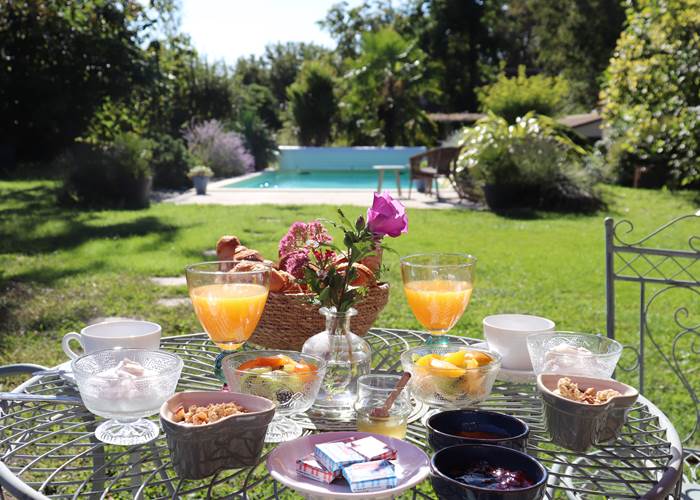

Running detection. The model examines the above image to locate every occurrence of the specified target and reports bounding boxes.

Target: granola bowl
[537,374,638,452]
[160,391,276,479]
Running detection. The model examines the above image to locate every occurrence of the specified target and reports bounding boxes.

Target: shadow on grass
[1,182,180,260]
[10,261,107,285]
[2,216,177,255]
[0,183,66,218]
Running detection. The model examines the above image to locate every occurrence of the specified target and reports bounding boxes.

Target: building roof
[427,112,486,123]
[558,112,602,128]
[427,110,602,128]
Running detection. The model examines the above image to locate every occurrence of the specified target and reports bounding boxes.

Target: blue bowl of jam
[430,444,547,499]
[427,410,529,452]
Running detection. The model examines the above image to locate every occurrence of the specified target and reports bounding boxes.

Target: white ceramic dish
[267,431,430,500]
[482,314,555,371]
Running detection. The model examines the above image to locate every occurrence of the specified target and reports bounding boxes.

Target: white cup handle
[62,332,84,359]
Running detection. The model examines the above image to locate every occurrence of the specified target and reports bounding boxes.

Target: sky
[180,0,355,64]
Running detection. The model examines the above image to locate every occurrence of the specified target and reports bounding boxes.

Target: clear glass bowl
[400,344,501,409]
[72,348,183,445]
[526,332,623,378]
[222,350,326,442]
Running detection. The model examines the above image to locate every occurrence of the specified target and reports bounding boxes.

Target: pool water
[224,170,410,189]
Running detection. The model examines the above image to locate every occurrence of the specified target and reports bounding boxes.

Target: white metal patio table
[0,328,684,499]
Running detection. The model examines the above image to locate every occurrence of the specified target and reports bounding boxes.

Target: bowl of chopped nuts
[537,374,638,452]
[160,391,276,479]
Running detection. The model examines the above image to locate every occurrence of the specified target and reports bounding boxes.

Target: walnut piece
[173,402,248,425]
[555,377,621,404]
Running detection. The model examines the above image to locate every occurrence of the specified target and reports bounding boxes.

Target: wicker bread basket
[252,283,390,351]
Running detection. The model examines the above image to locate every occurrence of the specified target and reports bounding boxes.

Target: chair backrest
[409,147,462,176]
[605,212,700,446]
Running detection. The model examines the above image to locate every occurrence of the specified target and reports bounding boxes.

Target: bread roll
[216,236,240,261]
[234,249,264,262]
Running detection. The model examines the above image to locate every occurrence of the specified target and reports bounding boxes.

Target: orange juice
[404,280,472,334]
[190,283,268,349]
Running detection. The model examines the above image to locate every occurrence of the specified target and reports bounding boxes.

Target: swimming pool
[224,170,410,189]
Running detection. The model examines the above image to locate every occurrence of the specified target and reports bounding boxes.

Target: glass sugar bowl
[354,374,412,439]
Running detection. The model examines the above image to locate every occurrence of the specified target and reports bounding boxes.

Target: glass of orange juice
[401,253,476,345]
[185,261,270,380]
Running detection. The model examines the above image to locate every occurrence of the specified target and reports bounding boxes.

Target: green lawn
[1,179,698,441]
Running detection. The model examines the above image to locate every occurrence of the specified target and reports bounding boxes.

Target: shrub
[478,66,571,124]
[233,110,278,171]
[187,165,214,178]
[60,132,154,208]
[183,120,254,177]
[455,113,602,212]
[600,0,700,188]
[150,134,193,190]
[287,61,337,146]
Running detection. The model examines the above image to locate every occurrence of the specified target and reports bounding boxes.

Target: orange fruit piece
[428,358,466,378]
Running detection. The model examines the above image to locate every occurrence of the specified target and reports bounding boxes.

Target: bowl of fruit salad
[222,350,326,442]
[401,345,501,409]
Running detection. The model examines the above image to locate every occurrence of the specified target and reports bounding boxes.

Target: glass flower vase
[301,307,372,420]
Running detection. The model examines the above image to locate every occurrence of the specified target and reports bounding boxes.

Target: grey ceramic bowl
[160,391,276,479]
[537,374,638,452]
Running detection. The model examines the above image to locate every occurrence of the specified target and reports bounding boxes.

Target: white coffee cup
[483,314,555,371]
[62,320,162,359]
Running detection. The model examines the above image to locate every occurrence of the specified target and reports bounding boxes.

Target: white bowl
[483,314,555,371]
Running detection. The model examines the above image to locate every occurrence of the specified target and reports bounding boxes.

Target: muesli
[556,377,620,404]
[173,402,248,425]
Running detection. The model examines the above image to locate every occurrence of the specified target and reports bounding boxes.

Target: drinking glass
[185,261,270,380]
[223,350,326,443]
[355,374,412,439]
[401,253,476,345]
[72,349,182,445]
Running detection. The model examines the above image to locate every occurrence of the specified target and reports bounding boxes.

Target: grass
[0,179,698,444]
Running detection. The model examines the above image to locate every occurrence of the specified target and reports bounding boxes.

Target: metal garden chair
[605,210,700,495]
[407,146,462,200]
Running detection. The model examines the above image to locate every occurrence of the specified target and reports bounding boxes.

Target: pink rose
[366,191,408,238]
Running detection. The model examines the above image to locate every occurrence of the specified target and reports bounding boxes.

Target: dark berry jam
[453,461,534,490]
[454,431,508,440]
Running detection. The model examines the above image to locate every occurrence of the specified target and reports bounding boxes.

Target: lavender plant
[183,120,254,177]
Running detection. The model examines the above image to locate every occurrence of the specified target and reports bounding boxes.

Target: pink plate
[267,431,430,500]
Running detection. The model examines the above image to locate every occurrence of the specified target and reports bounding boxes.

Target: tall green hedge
[601,0,700,187]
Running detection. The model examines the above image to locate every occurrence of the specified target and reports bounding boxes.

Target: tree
[0,0,163,162]
[478,66,571,123]
[264,42,331,107]
[601,0,700,187]
[414,0,496,112]
[320,0,498,112]
[287,62,338,146]
[319,1,411,59]
[528,0,626,107]
[341,27,439,146]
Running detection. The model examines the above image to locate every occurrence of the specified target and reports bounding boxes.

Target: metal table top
[0,329,684,499]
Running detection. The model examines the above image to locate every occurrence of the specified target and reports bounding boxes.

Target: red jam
[453,461,534,490]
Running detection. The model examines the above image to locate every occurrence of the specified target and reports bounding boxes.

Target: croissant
[270,268,289,293]
[234,249,264,262]
[231,261,268,273]
[335,262,376,287]
[216,235,240,261]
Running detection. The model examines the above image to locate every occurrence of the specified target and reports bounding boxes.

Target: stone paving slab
[156,298,190,308]
[150,277,187,287]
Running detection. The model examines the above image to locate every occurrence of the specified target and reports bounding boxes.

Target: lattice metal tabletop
[0,329,684,499]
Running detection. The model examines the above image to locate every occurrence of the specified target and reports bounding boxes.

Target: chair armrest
[0,364,48,377]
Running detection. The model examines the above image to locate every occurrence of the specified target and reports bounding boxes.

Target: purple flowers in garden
[184,120,254,177]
